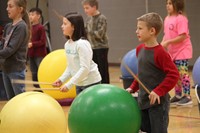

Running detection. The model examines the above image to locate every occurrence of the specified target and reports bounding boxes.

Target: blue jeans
[140,101,170,133]
[29,57,44,88]
[2,70,26,99]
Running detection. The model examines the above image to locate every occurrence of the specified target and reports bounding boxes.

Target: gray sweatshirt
[0,20,29,73]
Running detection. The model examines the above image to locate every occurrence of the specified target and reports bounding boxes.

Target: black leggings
[76,81,101,95]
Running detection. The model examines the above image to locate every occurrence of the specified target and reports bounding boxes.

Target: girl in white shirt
[52,12,101,94]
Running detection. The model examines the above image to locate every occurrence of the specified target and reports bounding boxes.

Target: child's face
[166,0,174,15]
[29,11,40,24]
[7,0,23,20]
[61,17,74,38]
[136,21,153,43]
[83,3,97,16]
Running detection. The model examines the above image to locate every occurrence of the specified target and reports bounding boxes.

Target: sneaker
[170,95,181,105]
[177,96,193,106]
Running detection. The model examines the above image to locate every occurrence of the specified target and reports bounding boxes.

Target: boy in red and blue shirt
[126,12,179,133]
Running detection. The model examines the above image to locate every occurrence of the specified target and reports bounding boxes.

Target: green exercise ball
[68,84,141,133]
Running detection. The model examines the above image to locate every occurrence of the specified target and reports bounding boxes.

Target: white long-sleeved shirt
[59,39,101,89]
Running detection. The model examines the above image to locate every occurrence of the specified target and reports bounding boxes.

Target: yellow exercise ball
[38,49,76,99]
[0,92,67,133]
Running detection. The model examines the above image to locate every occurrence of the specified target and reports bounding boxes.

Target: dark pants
[29,57,44,88]
[93,48,110,84]
[140,102,170,133]
[76,82,101,95]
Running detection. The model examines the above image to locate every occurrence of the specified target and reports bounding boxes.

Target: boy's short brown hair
[137,12,163,36]
[82,0,99,9]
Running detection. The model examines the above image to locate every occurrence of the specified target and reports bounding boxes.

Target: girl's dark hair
[29,7,43,23]
[170,0,185,14]
[64,12,87,41]
[29,7,42,16]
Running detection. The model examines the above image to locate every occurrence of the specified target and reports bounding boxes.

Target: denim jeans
[29,57,44,88]
[2,70,26,99]
[140,101,170,133]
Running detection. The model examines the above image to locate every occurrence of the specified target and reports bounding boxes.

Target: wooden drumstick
[52,9,63,21]
[122,61,150,94]
[11,79,52,86]
[25,87,60,91]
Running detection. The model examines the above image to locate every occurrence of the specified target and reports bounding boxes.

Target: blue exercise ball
[120,49,138,77]
[68,84,141,133]
[192,56,200,86]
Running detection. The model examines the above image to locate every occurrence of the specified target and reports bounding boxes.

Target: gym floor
[0,65,200,133]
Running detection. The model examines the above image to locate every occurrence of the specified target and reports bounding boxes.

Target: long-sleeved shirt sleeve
[59,64,71,84]
[129,76,139,92]
[153,48,180,96]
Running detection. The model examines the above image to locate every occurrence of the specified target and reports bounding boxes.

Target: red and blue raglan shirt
[130,44,179,109]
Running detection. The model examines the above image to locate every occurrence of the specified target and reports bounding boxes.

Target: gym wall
[47,0,200,65]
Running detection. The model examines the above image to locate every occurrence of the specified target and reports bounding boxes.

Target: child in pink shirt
[162,0,193,106]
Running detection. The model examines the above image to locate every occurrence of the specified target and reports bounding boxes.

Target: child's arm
[30,26,46,48]
[162,33,187,48]
[153,47,179,96]
[126,79,139,93]
[126,44,143,93]
[52,65,71,89]
[149,91,160,105]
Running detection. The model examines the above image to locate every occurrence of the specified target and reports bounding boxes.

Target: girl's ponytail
[22,10,31,40]
[14,0,31,40]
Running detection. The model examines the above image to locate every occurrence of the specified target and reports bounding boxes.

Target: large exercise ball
[38,49,76,99]
[120,49,138,77]
[0,92,67,133]
[192,56,200,86]
[68,84,141,133]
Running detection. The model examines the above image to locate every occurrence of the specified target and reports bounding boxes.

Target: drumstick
[122,61,150,94]
[25,87,60,91]
[52,9,63,21]
[11,79,52,86]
